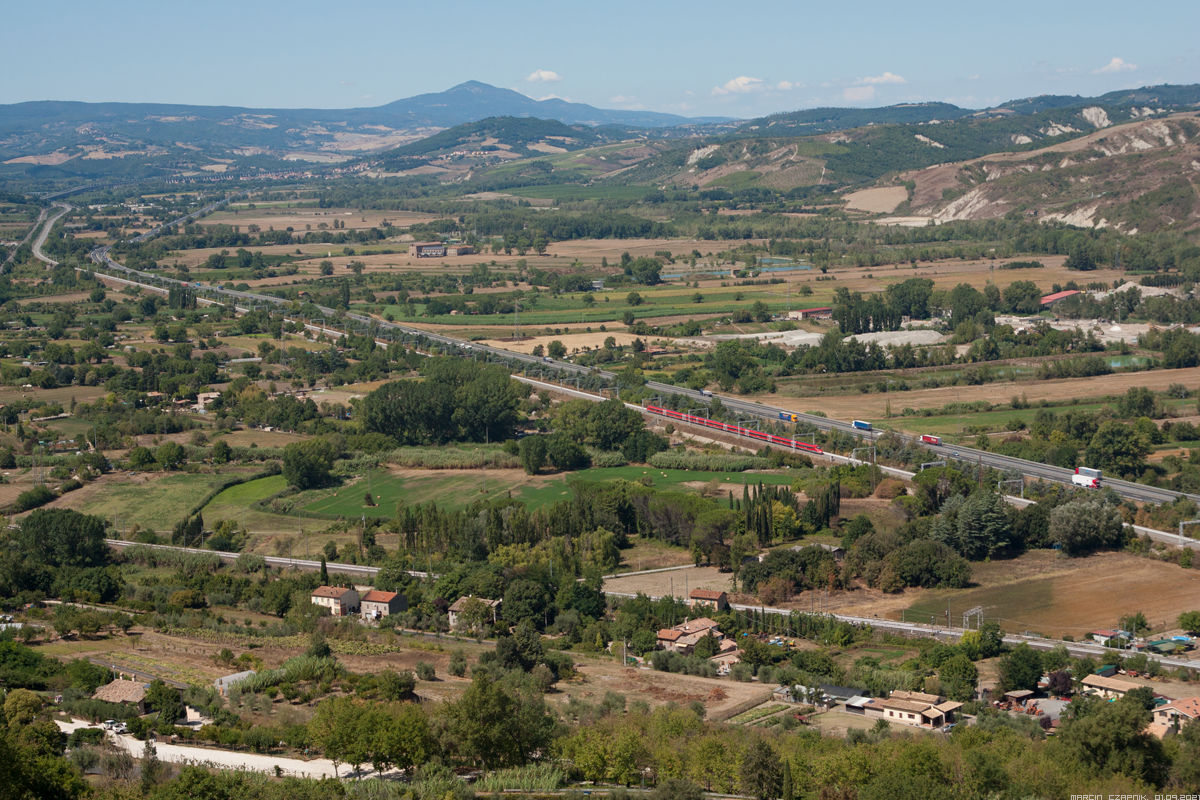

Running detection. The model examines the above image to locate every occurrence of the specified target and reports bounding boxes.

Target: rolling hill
[900,113,1200,233]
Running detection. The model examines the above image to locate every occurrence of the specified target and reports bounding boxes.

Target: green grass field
[82,473,230,532]
[903,578,1054,632]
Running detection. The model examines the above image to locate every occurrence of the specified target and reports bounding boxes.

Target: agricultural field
[766,366,1200,426]
[296,465,799,519]
[48,468,265,534]
[604,565,736,600]
[898,550,1200,640]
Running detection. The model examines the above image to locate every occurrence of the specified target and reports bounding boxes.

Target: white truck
[1072,466,1102,488]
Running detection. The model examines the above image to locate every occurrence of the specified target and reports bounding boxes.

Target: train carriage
[644,405,823,456]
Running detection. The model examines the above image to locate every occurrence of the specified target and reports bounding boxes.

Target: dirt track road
[56,719,351,780]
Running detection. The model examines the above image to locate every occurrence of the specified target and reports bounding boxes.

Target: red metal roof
[1040,290,1081,305]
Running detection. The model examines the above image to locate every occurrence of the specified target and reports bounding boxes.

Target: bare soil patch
[559,663,769,718]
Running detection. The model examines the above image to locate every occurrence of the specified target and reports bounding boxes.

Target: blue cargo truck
[852,420,872,431]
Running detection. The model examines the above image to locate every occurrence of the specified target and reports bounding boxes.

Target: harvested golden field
[899,550,1200,639]
[217,429,311,448]
[844,186,908,213]
[480,330,649,354]
[203,207,439,232]
[766,365,1200,419]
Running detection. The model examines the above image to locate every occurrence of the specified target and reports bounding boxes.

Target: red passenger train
[644,405,824,455]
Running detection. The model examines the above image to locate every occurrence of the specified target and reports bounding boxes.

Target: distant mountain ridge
[1,80,1197,187]
[0,81,727,136]
[736,83,1200,135]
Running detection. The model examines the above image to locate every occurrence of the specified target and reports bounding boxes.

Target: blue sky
[6,0,1198,119]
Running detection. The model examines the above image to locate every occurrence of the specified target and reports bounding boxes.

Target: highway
[29,203,70,267]
[72,190,1200,513]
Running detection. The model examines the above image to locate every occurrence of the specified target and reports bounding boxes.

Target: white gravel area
[681,328,946,348]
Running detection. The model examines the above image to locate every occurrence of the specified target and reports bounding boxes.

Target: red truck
[920,434,942,445]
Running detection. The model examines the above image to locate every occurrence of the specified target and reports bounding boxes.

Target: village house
[447,595,501,629]
[311,585,360,617]
[1080,673,1140,699]
[658,617,726,654]
[360,590,405,621]
[93,678,149,714]
[864,690,962,729]
[688,588,729,611]
[790,543,846,562]
[1148,697,1200,737]
[192,392,221,412]
[656,628,683,651]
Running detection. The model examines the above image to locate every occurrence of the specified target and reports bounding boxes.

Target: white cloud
[525,69,563,83]
[1093,57,1137,74]
[966,74,980,81]
[711,76,801,96]
[610,95,636,104]
[712,76,768,95]
[538,94,571,102]
[860,72,907,85]
[843,86,876,102]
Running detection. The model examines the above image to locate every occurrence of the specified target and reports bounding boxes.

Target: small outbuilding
[214,670,257,697]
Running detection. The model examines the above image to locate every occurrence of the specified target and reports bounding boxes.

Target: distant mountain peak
[368,81,732,128]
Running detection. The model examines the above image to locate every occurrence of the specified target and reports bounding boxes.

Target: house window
[908,714,914,720]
